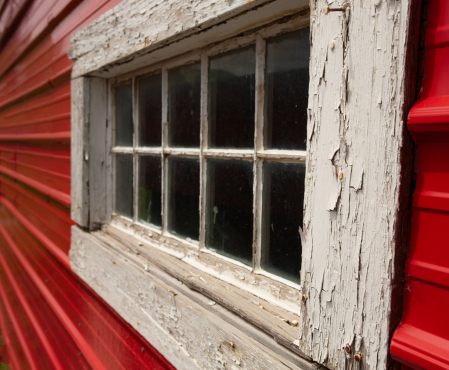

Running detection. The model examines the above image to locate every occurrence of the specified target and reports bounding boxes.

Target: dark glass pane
[168,63,201,147]
[264,29,310,150]
[168,157,200,240]
[115,154,133,218]
[138,74,162,147]
[206,159,253,266]
[209,46,255,149]
[138,156,162,226]
[261,162,305,283]
[115,84,133,147]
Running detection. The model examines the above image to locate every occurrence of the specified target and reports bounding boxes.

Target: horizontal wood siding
[0,0,174,368]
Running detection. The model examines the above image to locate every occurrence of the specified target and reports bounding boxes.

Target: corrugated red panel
[0,0,175,368]
[390,1,449,369]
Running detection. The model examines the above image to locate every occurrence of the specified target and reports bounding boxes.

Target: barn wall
[0,0,174,368]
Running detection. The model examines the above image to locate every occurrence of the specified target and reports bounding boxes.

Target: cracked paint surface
[69,0,414,368]
[301,1,411,369]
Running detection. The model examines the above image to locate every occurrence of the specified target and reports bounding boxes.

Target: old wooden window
[70,0,412,365]
[111,26,309,285]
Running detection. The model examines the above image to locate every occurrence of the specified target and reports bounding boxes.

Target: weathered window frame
[109,20,308,289]
[70,1,318,369]
[69,0,413,369]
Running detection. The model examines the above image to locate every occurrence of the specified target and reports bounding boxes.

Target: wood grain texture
[100,224,308,357]
[88,77,109,229]
[71,77,89,227]
[300,1,413,369]
[70,226,321,370]
[71,77,109,230]
[108,215,305,315]
[68,0,307,78]
[69,0,416,368]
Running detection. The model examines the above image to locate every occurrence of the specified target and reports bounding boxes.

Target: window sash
[111,22,307,287]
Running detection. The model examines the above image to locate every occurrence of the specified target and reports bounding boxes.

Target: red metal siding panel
[390,1,449,369]
[0,0,175,368]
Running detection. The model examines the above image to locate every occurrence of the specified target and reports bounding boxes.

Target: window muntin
[112,26,309,284]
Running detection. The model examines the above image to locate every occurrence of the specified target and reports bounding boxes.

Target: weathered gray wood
[301,1,413,369]
[88,78,109,229]
[69,0,308,79]
[99,224,309,357]
[71,77,109,229]
[71,77,89,227]
[71,226,322,370]
[69,0,416,368]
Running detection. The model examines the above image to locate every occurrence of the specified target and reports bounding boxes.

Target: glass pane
[168,63,201,147]
[167,157,200,240]
[261,162,305,283]
[115,84,133,147]
[138,74,162,147]
[209,45,255,149]
[138,156,162,227]
[115,154,133,218]
[264,29,310,150]
[206,159,253,266]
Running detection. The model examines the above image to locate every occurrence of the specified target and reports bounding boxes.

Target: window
[111,26,309,285]
[70,0,411,366]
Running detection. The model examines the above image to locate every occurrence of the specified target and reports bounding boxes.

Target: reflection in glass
[139,74,162,147]
[115,154,133,218]
[209,46,255,149]
[115,84,133,147]
[206,159,253,266]
[261,162,305,283]
[138,156,162,227]
[265,29,310,150]
[168,157,200,240]
[168,63,201,147]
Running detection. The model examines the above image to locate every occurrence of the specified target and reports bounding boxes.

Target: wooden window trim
[70,1,318,369]
[110,20,308,291]
[70,0,413,368]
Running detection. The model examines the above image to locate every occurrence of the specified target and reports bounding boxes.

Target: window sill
[70,225,321,370]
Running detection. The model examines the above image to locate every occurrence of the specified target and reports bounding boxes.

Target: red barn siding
[390,1,449,369]
[0,0,175,368]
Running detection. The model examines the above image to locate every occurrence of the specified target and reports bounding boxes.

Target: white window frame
[70,2,318,369]
[69,0,412,368]
[109,19,307,290]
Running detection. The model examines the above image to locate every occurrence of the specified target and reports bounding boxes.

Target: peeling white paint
[69,0,308,78]
[70,226,319,370]
[70,0,414,368]
[301,0,412,369]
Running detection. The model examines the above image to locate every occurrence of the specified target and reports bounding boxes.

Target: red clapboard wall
[391,1,449,369]
[0,0,174,369]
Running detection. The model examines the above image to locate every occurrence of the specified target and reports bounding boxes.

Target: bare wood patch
[69,0,308,79]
